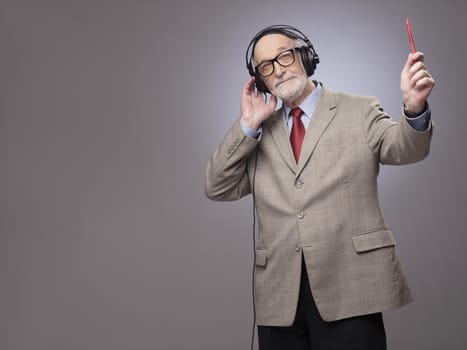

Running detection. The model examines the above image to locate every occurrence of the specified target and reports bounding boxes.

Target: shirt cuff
[403,104,431,132]
[240,121,262,139]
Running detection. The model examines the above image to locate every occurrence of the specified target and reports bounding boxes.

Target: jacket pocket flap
[352,229,396,253]
[255,249,268,267]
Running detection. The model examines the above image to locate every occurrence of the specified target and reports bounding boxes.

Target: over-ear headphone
[245,25,320,93]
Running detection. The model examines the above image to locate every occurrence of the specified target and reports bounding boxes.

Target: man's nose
[273,61,286,76]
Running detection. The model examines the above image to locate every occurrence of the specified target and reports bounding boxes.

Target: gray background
[1,0,466,349]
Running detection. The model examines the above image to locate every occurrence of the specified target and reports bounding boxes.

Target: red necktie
[289,107,305,162]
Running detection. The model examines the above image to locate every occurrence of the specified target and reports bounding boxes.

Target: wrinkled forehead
[253,34,297,64]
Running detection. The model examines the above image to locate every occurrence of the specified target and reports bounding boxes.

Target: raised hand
[400,52,435,114]
[240,77,277,130]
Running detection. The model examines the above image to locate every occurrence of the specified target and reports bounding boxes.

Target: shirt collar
[284,81,322,120]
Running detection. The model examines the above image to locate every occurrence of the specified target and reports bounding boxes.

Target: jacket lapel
[267,109,297,175]
[296,86,337,176]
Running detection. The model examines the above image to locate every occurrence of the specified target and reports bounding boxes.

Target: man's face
[253,34,309,102]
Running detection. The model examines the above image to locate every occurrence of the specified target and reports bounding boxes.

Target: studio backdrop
[1,1,466,349]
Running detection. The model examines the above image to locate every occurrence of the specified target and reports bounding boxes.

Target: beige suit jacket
[205,84,433,325]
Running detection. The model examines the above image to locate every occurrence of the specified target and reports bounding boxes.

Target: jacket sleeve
[205,119,260,201]
[362,97,433,165]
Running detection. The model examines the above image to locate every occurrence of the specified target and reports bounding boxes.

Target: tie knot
[290,107,303,120]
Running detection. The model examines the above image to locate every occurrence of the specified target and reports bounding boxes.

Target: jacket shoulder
[328,88,380,108]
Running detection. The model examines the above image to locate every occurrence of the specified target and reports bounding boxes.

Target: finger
[410,70,432,88]
[243,76,255,94]
[403,53,413,73]
[408,61,426,76]
[403,52,425,72]
[414,77,435,91]
[268,94,278,109]
[412,51,425,62]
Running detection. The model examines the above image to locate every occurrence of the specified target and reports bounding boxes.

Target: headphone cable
[250,147,259,350]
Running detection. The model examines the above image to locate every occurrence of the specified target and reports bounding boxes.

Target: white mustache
[274,76,297,88]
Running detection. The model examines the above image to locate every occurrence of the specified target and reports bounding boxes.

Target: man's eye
[260,62,272,71]
[279,52,293,61]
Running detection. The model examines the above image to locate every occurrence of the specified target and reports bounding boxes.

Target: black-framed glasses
[255,47,299,77]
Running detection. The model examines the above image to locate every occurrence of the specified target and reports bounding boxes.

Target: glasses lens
[277,50,295,66]
[258,62,273,77]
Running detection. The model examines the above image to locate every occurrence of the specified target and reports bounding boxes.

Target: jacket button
[297,213,304,219]
[295,181,303,189]
[295,245,302,252]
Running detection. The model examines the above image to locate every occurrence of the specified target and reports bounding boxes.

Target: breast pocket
[317,127,362,153]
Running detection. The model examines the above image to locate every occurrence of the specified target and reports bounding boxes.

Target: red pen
[406,16,416,53]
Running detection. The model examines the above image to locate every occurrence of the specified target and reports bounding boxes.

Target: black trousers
[258,257,387,350]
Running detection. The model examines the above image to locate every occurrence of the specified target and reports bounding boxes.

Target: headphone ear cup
[254,71,270,93]
[298,46,316,77]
